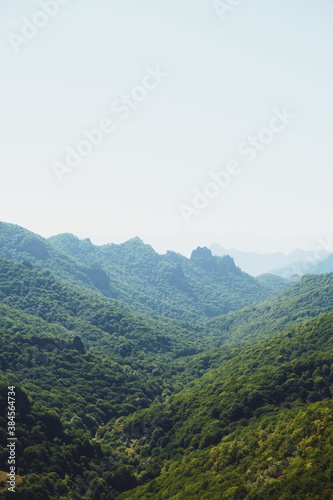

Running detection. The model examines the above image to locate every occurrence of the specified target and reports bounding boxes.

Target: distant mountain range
[210,242,333,277]
[0,221,291,322]
[1,220,333,498]
[271,253,333,278]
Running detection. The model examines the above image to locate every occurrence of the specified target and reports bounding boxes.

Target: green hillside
[48,233,286,319]
[255,273,297,295]
[0,299,200,499]
[210,272,333,347]
[1,223,333,499]
[162,272,333,386]
[0,222,286,321]
[0,222,116,298]
[0,255,206,360]
[4,300,333,499]
[110,311,333,499]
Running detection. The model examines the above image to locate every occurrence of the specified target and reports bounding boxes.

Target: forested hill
[110,310,333,500]
[48,235,275,318]
[0,300,199,499]
[209,272,333,347]
[0,222,116,298]
[1,221,333,499]
[0,256,216,499]
[0,255,206,359]
[164,271,333,384]
[0,221,290,320]
[1,256,333,498]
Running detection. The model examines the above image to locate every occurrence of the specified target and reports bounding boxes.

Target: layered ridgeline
[1,248,333,497]
[273,253,333,279]
[0,221,290,321]
[0,305,171,500]
[105,310,333,500]
[48,233,292,318]
[210,242,315,276]
[162,272,333,385]
[210,241,333,279]
[1,221,333,499]
[209,272,333,347]
[0,258,212,499]
[0,255,208,360]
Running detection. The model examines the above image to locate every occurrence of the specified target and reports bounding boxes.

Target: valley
[0,222,332,499]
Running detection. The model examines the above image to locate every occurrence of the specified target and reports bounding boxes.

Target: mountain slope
[0,221,279,321]
[271,253,333,278]
[255,273,296,295]
[49,233,276,319]
[147,272,333,391]
[0,221,116,297]
[0,300,204,498]
[119,400,333,500]
[2,222,333,498]
[108,310,333,499]
[209,272,333,348]
[3,284,333,498]
[309,254,333,275]
[0,255,205,360]
[210,243,316,276]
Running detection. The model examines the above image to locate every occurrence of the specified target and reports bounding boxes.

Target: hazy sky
[1,0,332,254]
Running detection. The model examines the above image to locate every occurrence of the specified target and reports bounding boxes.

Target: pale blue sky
[0,0,332,254]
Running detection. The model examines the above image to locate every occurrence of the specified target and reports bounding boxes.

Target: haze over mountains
[1,221,333,498]
[0,222,293,321]
[272,253,333,279]
[210,242,332,277]
[2,0,332,497]
[2,220,331,282]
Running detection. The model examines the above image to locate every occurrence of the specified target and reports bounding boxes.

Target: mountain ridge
[1,222,333,498]
[210,242,318,276]
[0,221,286,321]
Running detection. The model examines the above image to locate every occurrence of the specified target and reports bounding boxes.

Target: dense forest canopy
[0,222,292,321]
[0,222,332,499]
